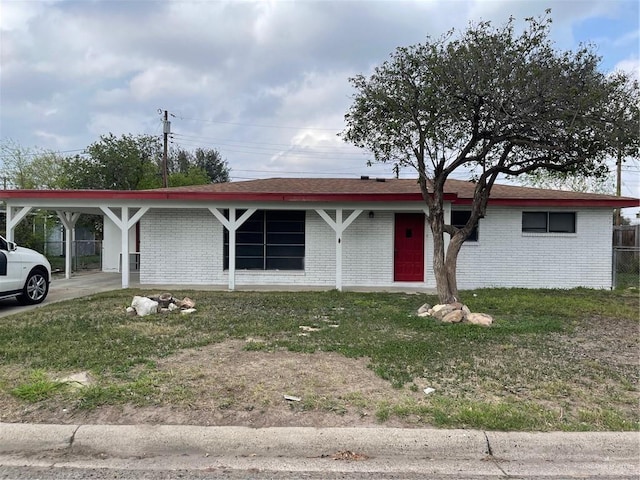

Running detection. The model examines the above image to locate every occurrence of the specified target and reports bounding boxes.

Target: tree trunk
[429,210,459,304]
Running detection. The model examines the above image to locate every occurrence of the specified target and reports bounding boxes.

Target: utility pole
[615,143,622,226]
[162,110,171,188]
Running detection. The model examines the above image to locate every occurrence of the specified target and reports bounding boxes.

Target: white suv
[0,235,51,305]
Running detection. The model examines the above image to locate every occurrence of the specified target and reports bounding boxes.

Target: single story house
[0,177,637,291]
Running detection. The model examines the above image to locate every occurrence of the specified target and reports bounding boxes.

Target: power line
[0,148,85,160]
[171,132,362,155]
[174,115,341,131]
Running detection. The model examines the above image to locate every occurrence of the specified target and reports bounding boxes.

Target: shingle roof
[0,177,637,208]
[148,177,637,205]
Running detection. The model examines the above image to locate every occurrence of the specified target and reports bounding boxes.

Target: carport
[0,190,152,289]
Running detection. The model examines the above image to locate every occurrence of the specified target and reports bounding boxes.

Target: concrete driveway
[0,271,435,318]
[0,271,128,318]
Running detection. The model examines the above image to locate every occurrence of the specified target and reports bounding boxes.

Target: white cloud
[613,57,640,81]
[0,0,637,189]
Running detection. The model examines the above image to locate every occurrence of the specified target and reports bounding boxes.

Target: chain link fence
[613,225,639,289]
[45,240,102,273]
[612,246,639,289]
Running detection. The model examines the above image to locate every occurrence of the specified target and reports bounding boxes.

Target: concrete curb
[1,423,639,477]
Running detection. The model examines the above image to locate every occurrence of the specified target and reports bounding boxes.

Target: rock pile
[417,302,493,326]
[127,293,196,317]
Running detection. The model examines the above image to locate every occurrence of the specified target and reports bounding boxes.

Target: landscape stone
[131,295,159,317]
[433,304,458,320]
[466,312,493,326]
[417,303,431,314]
[442,310,465,323]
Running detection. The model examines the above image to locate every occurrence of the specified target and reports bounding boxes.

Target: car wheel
[17,269,49,305]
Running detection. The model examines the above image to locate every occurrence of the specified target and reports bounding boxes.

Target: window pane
[236,257,264,270]
[267,221,305,233]
[267,232,305,245]
[549,212,576,233]
[522,212,548,232]
[266,245,305,257]
[451,210,470,226]
[240,219,264,233]
[236,245,264,257]
[451,210,478,241]
[266,257,304,270]
[237,232,264,244]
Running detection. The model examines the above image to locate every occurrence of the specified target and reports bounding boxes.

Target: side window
[0,238,7,251]
[451,210,478,242]
[522,212,576,233]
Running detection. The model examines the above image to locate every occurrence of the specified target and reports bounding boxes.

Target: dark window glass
[267,232,305,244]
[266,257,304,270]
[549,212,576,233]
[236,257,264,270]
[236,232,264,244]
[522,212,548,232]
[522,212,575,233]
[451,210,478,242]
[224,210,305,270]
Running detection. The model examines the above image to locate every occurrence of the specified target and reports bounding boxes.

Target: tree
[169,147,230,185]
[60,133,163,190]
[342,12,640,303]
[191,148,230,183]
[0,140,67,190]
[519,170,616,194]
[0,140,69,247]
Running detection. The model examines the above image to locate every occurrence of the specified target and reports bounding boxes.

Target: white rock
[466,312,493,326]
[299,325,321,332]
[131,296,159,317]
[180,308,197,314]
[417,303,431,314]
[442,310,465,323]
[423,387,436,395]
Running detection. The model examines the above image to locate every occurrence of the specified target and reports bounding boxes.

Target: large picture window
[522,212,576,233]
[451,210,478,242]
[224,210,305,270]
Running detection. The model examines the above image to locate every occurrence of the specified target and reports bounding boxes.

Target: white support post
[56,211,81,280]
[208,207,256,291]
[100,206,149,289]
[121,206,130,288]
[5,206,32,242]
[315,208,362,291]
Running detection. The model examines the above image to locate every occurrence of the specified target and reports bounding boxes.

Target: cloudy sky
[1,0,638,205]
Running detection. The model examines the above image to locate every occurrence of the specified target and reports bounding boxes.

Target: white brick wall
[342,211,395,286]
[140,209,221,284]
[138,206,613,290]
[452,207,612,289]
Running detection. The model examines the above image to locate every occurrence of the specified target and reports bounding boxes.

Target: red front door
[394,213,425,282]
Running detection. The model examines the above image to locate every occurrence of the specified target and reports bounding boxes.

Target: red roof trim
[452,198,639,208]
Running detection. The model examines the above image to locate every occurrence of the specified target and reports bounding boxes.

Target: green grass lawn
[0,288,637,431]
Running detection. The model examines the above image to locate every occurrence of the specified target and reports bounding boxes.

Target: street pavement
[0,424,639,478]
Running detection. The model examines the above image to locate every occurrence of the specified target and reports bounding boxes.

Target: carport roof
[0,177,638,208]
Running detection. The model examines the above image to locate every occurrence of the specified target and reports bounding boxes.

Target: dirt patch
[1,313,637,429]
[0,340,428,427]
